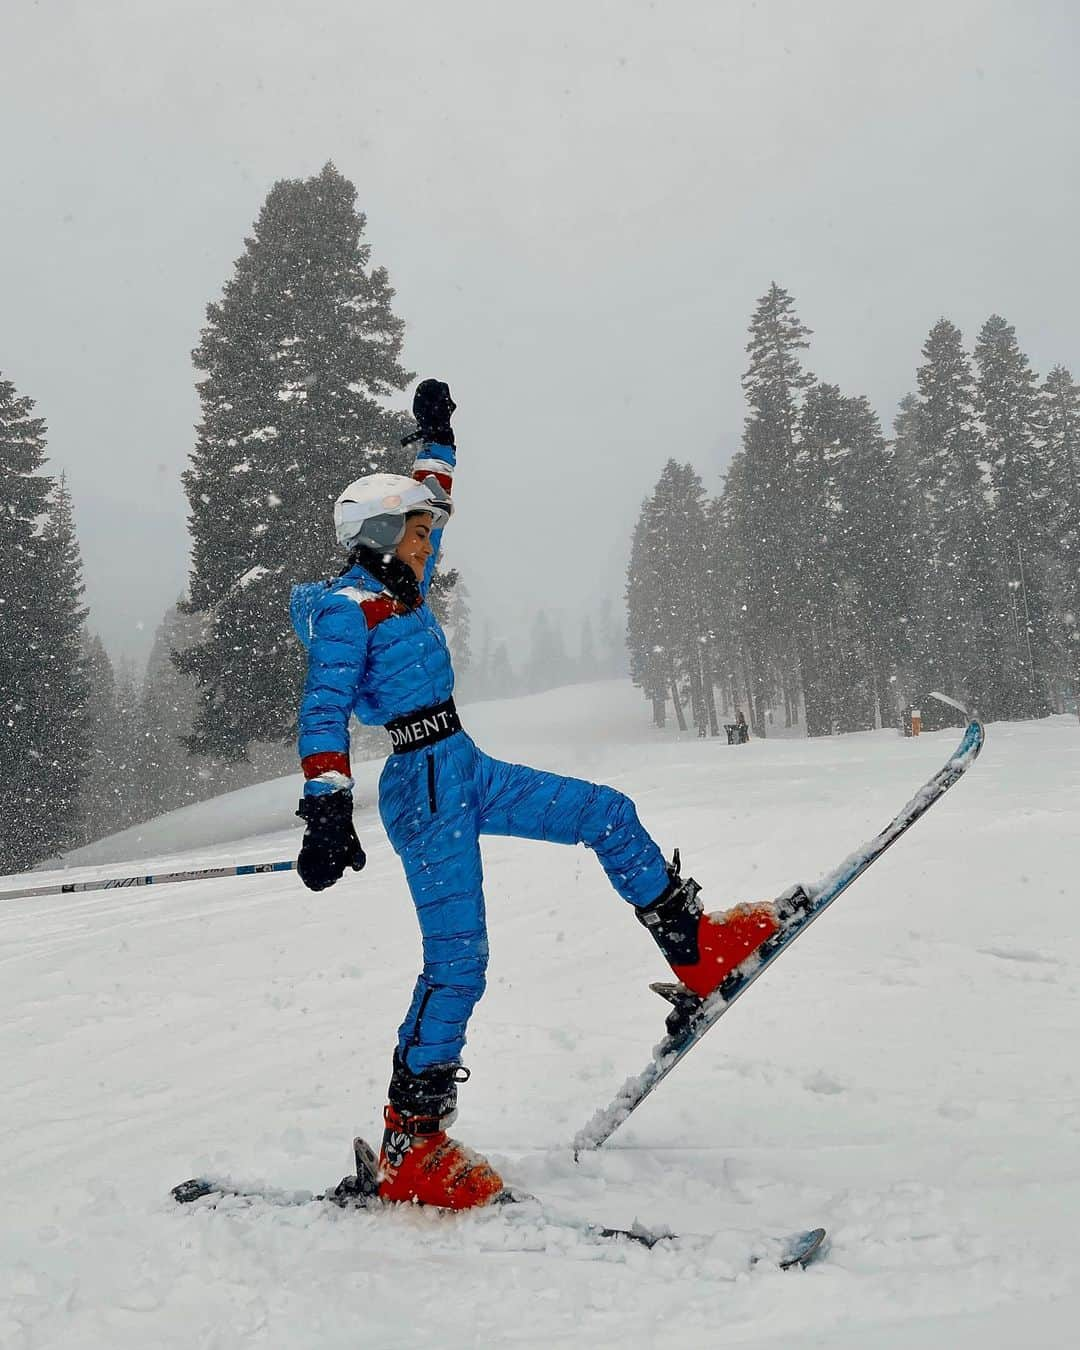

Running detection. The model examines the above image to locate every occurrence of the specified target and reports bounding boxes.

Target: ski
[574,717,985,1153]
[171,1141,826,1270]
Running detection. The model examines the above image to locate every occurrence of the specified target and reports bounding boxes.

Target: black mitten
[409,378,456,447]
[295,792,366,892]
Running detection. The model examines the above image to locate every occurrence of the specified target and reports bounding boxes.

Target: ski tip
[778,1226,828,1270]
[171,1178,217,1204]
[960,718,986,762]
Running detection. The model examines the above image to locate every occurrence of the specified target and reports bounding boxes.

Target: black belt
[385,698,462,753]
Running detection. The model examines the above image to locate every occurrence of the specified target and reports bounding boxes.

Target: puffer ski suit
[291,440,669,1072]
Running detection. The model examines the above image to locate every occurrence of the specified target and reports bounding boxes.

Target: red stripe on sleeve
[301,751,352,781]
[413,469,454,494]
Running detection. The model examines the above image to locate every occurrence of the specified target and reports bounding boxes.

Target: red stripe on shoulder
[302,751,352,780]
[412,468,454,494]
[360,596,405,629]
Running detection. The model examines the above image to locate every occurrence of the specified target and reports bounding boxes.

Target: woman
[291,380,779,1210]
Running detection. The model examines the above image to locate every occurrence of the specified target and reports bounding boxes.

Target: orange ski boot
[636,850,780,998]
[377,1055,504,1211]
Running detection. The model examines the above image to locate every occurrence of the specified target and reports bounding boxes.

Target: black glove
[409,378,456,447]
[295,792,366,892]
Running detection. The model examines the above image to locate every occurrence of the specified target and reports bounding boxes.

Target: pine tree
[791,381,845,735]
[826,393,917,729]
[707,452,764,729]
[0,380,90,871]
[738,284,815,734]
[1040,365,1080,707]
[140,601,205,817]
[626,503,669,726]
[974,316,1052,715]
[78,635,124,844]
[0,377,52,867]
[179,163,412,759]
[626,462,718,734]
[33,476,92,846]
[909,320,1019,718]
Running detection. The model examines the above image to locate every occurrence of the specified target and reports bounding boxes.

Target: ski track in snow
[2,682,1078,1349]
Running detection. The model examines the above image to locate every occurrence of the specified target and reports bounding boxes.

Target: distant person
[725,708,750,744]
[290,381,780,1209]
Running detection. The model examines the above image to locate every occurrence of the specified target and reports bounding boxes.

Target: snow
[2,681,1078,1348]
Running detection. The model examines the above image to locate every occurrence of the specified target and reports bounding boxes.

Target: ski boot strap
[385,1104,458,1136]
[636,850,704,965]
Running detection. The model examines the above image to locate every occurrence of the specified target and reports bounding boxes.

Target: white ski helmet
[333,472,453,551]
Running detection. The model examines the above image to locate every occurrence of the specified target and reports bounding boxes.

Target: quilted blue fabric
[291,444,668,1070]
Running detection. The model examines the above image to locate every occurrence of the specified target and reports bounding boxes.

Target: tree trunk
[670,670,688,732]
[703,660,720,737]
[745,664,764,738]
[718,669,730,717]
[686,647,706,737]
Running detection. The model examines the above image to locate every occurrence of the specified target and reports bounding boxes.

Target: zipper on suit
[410,986,434,1049]
[426,753,437,814]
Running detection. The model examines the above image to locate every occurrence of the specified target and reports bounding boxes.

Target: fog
[3,0,1078,662]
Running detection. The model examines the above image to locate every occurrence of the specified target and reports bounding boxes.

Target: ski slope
[2,681,1078,1349]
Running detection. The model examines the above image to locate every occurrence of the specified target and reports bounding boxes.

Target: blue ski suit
[291,441,669,1072]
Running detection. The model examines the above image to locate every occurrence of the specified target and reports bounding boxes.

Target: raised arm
[404,379,457,596]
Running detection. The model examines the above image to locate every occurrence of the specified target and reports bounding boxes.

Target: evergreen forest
[626,285,1080,737]
[3,178,1077,875]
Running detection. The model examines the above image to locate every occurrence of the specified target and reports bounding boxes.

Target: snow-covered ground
[2,681,1078,1349]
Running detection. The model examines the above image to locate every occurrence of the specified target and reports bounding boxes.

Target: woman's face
[395,512,435,582]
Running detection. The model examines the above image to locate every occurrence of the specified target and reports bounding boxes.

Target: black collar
[342,545,422,610]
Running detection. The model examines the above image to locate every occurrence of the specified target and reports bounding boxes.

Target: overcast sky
[3,0,1079,666]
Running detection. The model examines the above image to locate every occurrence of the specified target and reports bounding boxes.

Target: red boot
[377,1055,503,1210]
[637,851,780,998]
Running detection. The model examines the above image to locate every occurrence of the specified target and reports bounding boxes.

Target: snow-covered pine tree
[826,393,918,730]
[974,315,1053,715]
[909,320,1019,719]
[178,163,412,759]
[625,501,669,726]
[791,382,847,735]
[1039,365,1080,709]
[139,601,205,818]
[625,462,717,734]
[654,460,717,736]
[707,452,770,729]
[739,283,815,735]
[793,383,880,734]
[890,390,949,722]
[0,376,52,871]
[77,635,121,845]
[77,637,154,845]
[32,476,92,850]
[0,380,90,871]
